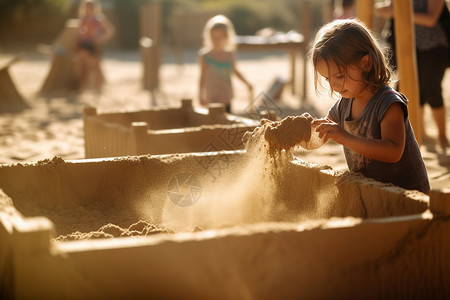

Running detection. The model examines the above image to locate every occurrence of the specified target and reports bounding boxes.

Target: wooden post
[140,5,150,38]
[357,0,374,28]
[301,0,311,102]
[132,122,149,155]
[289,49,297,95]
[357,0,420,142]
[149,1,161,90]
[392,0,421,143]
[140,1,161,91]
[430,189,450,216]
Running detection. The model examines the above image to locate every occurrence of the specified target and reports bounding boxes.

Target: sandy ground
[0,46,448,190]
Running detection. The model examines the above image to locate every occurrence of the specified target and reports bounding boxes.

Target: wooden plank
[357,0,374,28]
[392,0,421,142]
[358,0,420,142]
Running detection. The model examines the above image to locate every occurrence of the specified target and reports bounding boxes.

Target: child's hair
[78,0,102,18]
[310,19,392,96]
[202,14,236,51]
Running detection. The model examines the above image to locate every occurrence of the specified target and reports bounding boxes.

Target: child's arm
[313,102,406,163]
[413,0,445,27]
[98,17,115,45]
[232,56,253,91]
[198,55,207,106]
[375,0,445,28]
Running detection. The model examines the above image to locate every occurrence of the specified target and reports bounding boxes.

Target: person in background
[333,0,356,20]
[375,0,450,151]
[198,14,253,113]
[76,0,114,95]
[309,19,430,194]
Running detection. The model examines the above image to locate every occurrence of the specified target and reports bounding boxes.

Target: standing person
[333,0,356,20]
[309,19,430,194]
[76,0,114,94]
[198,14,253,113]
[375,0,450,150]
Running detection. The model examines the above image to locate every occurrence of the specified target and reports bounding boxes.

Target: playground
[0,0,449,298]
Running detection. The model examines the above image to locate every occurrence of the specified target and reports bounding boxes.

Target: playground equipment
[0,55,28,113]
[83,99,260,158]
[0,150,448,299]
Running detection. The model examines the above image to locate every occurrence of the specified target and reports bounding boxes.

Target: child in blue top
[198,15,253,113]
[310,19,430,194]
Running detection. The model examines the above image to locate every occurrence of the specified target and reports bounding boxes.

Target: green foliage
[0,0,303,48]
[113,0,196,48]
[227,2,266,35]
[0,0,72,45]
[112,0,299,48]
[0,0,71,24]
[201,0,297,35]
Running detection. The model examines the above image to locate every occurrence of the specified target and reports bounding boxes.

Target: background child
[76,0,114,94]
[309,19,430,194]
[198,14,253,113]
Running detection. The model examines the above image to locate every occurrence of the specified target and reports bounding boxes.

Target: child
[198,15,253,113]
[310,19,430,194]
[76,0,114,94]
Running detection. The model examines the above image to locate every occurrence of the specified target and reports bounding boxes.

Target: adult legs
[76,50,91,93]
[76,50,105,94]
[90,55,105,94]
[431,106,449,148]
[416,47,449,149]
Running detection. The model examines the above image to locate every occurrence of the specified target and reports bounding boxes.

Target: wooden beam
[357,0,374,28]
[357,0,420,143]
[392,0,421,143]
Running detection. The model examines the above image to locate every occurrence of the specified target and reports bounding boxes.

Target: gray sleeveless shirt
[328,86,430,194]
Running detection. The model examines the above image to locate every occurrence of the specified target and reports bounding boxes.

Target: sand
[0,47,447,186]
[243,113,326,158]
[0,46,449,240]
[55,220,172,241]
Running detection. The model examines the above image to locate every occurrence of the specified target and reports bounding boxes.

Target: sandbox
[83,99,260,158]
[1,150,449,299]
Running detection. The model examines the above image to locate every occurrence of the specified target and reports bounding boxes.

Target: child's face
[86,3,95,17]
[210,28,228,49]
[316,58,367,99]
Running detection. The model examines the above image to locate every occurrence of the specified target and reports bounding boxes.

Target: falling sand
[243,113,324,158]
[53,113,329,240]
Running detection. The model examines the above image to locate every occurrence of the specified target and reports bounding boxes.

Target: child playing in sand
[309,19,430,194]
[76,0,114,94]
[198,15,253,113]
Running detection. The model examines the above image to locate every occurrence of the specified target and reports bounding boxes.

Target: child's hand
[313,118,348,144]
[300,112,315,123]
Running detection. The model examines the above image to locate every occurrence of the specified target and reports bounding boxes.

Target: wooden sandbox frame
[83,99,260,158]
[0,55,28,113]
[0,151,448,299]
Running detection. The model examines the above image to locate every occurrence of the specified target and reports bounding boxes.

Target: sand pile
[243,113,325,158]
[44,114,329,241]
[55,220,172,241]
[158,114,329,232]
